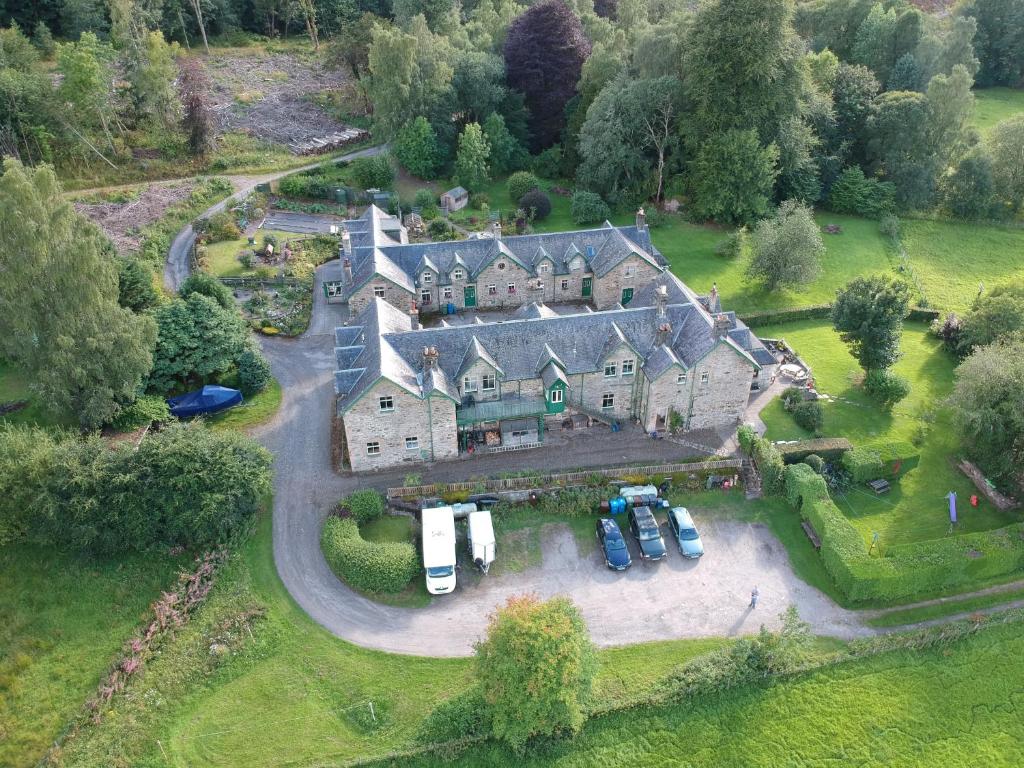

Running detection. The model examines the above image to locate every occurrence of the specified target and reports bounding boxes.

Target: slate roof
[339,205,666,296]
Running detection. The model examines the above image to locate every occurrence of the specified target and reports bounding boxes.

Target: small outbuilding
[440,186,469,213]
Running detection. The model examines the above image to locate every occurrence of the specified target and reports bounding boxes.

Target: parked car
[596,518,632,571]
[628,506,667,561]
[667,507,704,559]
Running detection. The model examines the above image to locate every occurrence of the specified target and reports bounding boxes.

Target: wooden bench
[801,520,822,550]
[867,478,891,494]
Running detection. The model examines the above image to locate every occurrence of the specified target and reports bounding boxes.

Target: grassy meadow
[755,321,1024,547]
[972,87,1024,136]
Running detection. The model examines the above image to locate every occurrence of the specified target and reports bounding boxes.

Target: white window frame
[366,441,381,456]
[420,289,431,304]
[511,429,529,439]
[571,258,582,271]
[700,370,710,385]
[487,284,497,295]
[442,287,453,300]
[379,395,394,412]
[463,376,478,393]
[405,436,419,450]
[422,272,433,284]
[373,285,386,298]
[507,283,516,294]
[621,359,635,376]
[452,268,464,280]
[539,263,550,274]
[602,393,615,409]
[677,371,688,384]
[604,363,617,378]
[550,387,563,404]
[624,265,635,277]
[560,279,570,291]
[482,373,496,391]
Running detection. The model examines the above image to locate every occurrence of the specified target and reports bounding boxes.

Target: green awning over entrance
[456,396,548,425]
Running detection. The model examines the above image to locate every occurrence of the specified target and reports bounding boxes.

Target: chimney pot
[656,284,668,317]
[636,207,647,231]
[343,258,353,285]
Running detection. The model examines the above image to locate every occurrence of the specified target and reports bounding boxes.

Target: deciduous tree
[393,115,442,178]
[832,274,912,372]
[746,200,824,290]
[988,114,1024,212]
[957,0,1024,88]
[454,121,490,192]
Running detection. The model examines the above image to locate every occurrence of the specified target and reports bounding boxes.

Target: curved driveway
[163,144,386,292]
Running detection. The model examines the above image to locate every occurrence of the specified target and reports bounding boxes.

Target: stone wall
[686,344,755,430]
[592,254,663,310]
[471,257,532,309]
[342,380,457,472]
[570,343,641,421]
[348,279,412,317]
[459,359,502,402]
[643,367,690,432]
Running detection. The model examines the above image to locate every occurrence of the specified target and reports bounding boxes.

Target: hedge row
[842,440,919,483]
[738,304,940,327]
[321,517,420,594]
[738,426,784,495]
[777,437,853,463]
[785,464,1024,603]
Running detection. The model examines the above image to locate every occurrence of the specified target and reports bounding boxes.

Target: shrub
[416,687,492,745]
[349,154,395,190]
[427,219,456,240]
[737,424,757,453]
[531,487,604,517]
[278,174,316,198]
[236,342,272,396]
[741,432,785,495]
[828,167,896,218]
[337,489,386,524]
[519,188,552,220]
[110,395,171,431]
[413,189,436,210]
[117,258,158,313]
[781,386,805,409]
[715,228,746,258]
[507,171,540,202]
[863,368,910,408]
[776,437,852,463]
[179,272,234,309]
[792,400,824,432]
[842,446,884,483]
[470,192,490,210]
[198,211,241,243]
[570,190,611,225]
[931,312,962,352]
[879,213,901,240]
[532,145,563,178]
[321,517,419,593]
[803,453,825,474]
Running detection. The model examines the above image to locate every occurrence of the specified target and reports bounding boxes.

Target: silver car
[667,507,704,558]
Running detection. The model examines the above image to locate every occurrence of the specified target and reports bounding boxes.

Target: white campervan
[467,510,496,573]
[421,506,457,594]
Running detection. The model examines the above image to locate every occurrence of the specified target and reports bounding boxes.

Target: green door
[581,277,592,298]
[464,285,476,308]
[621,287,634,305]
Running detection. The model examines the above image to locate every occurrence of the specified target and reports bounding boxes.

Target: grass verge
[866,584,1024,628]
[208,378,283,433]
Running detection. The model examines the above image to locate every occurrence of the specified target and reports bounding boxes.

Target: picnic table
[867,478,891,494]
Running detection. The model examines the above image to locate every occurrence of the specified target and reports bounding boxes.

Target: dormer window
[422,272,433,284]
[452,268,464,280]
[539,263,550,274]
[571,258,582,271]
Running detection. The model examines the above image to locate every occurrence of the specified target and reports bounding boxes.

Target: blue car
[596,518,632,571]
[667,507,704,558]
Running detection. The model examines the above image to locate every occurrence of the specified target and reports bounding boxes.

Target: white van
[467,510,496,573]
[421,506,457,594]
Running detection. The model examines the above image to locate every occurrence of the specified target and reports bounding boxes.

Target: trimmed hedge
[843,441,919,482]
[785,461,1024,603]
[739,304,939,327]
[740,430,784,495]
[777,437,852,463]
[338,489,387,524]
[321,516,420,594]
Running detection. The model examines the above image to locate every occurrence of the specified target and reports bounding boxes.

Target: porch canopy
[456,395,547,426]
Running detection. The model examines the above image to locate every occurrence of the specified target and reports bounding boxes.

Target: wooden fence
[386,458,743,499]
[217,276,307,289]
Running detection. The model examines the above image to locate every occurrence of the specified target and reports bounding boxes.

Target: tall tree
[503,0,591,151]
[957,0,1024,87]
[179,56,213,157]
[135,31,181,130]
[988,114,1024,212]
[832,274,912,372]
[851,3,898,85]
[832,62,879,167]
[392,115,442,177]
[482,112,527,175]
[691,129,779,225]
[0,159,156,429]
[683,0,805,145]
[56,32,120,152]
[454,121,491,192]
[746,200,824,290]
[867,90,935,209]
[475,595,596,751]
[940,146,997,220]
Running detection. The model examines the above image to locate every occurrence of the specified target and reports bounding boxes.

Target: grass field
[392,617,1024,767]
[756,321,1024,547]
[901,219,1024,311]
[202,229,299,278]
[46,511,739,767]
[972,87,1024,136]
[208,378,283,432]
[655,213,892,315]
[0,545,184,768]
[866,584,1024,628]
[0,360,72,428]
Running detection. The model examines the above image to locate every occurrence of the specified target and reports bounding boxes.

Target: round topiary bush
[321,517,420,594]
[519,188,552,221]
[803,453,826,474]
[792,400,824,433]
[507,171,540,202]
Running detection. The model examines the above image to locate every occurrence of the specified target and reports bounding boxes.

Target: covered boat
[167,385,242,418]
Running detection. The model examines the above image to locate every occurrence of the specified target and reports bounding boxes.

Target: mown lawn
[49,512,733,768]
[391,618,1024,767]
[972,87,1024,136]
[0,360,72,429]
[900,219,1024,312]
[201,228,300,278]
[0,545,184,768]
[655,213,893,315]
[755,320,1023,547]
[208,378,283,433]
[866,585,1024,628]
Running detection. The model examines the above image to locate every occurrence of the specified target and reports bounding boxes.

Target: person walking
[749,586,759,609]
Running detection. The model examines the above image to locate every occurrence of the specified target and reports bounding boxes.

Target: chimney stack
[655,321,672,346]
[342,258,353,285]
[636,207,646,231]
[709,282,719,310]
[656,284,668,318]
[422,345,438,371]
[492,220,502,239]
[409,302,419,330]
[341,228,352,256]
[714,313,731,338]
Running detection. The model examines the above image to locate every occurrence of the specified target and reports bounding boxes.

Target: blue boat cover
[167,385,243,418]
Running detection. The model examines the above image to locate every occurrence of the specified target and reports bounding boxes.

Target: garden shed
[441,186,469,212]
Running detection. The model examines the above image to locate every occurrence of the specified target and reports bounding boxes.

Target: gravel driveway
[244,266,871,657]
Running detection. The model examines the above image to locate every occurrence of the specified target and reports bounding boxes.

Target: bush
[532,145,563,178]
[776,437,853,463]
[803,453,826,474]
[321,517,419,594]
[842,446,884,483]
[470,192,490,210]
[337,489,386,524]
[570,190,611,225]
[737,424,757,453]
[781,386,805,409]
[427,219,456,240]
[792,400,824,432]
[741,432,785,495]
[879,213,901,240]
[179,272,234,309]
[413,189,436,210]
[863,368,910,409]
[828,167,896,219]
[519,188,552,221]
[931,312,962,352]
[416,687,492,745]
[198,211,241,243]
[110,395,171,431]
[350,154,395,190]
[507,171,540,202]
[236,342,272,396]
[715,228,746,258]
[117,258,158,313]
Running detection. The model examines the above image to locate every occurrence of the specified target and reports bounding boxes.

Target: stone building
[326,205,667,315]
[334,270,778,472]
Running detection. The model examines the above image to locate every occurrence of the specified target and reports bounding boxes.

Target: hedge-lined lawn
[0,545,184,768]
[972,87,1024,136]
[656,214,892,315]
[208,378,283,433]
[201,228,299,278]
[50,512,746,768]
[392,618,1024,767]
[756,321,1022,547]
[901,219,1024,311]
